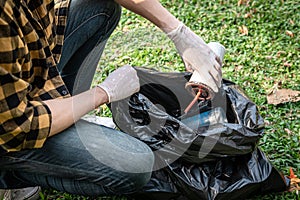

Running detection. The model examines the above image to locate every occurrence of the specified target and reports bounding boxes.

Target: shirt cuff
[22,100,52,149]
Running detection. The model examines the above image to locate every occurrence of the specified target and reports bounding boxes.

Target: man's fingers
[208,70,221,92]
[181,56,194,72]
[213,64,222,76]
[215,55,222,66]
[210,64,222,88]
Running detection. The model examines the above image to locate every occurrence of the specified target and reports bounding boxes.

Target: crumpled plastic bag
[110,67,288,200]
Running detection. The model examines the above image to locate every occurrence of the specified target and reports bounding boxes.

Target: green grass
[43,0,299,199]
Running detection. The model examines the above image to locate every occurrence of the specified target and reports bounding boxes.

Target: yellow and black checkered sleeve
[0,67,52,153]
[0,67,51,152]
[0,2,52,153]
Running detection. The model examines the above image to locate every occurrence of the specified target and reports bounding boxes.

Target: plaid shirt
[0,0,71,153]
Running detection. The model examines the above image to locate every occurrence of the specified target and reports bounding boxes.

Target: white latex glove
[167,23,222,92]
[98,65,140,102]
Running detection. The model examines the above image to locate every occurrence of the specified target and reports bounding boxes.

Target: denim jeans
[0,0,154,196]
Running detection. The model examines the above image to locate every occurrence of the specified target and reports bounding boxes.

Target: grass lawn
[42,0,299,199]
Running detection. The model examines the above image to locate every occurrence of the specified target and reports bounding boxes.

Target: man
[0,0,222,199]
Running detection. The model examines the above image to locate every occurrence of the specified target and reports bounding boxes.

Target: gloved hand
[167,23,222,92]
[98,65,140,102]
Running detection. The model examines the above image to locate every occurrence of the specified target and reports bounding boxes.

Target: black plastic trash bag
[131,148,287,200]
[110,67,288,200]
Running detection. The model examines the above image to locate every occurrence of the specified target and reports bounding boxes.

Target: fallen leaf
[244,13,252,18]
[238,0,249,6]
[286,30,294,37]
[237,0,243,6]
[289,167,296,179]
[283,62,292,67]
[238,25,248,35]
[288,168,300,192]
[276,50,286,57]
[265,55,273,60]
[284,128,292,135]
[264,119,271,126]
[234,65,243,71]
[289,19,295,25]
[267,88,300,105]
[122,26,129,32]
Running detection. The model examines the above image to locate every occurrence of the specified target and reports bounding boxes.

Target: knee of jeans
[125,171,152,193]
[129,141,154,171]
[110,142,154,176]
[121,145,154,193]
[95,149,154,194]
[91,0,121,37]
[67,0,121,40]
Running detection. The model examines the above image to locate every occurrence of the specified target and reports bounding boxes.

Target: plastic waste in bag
[110,67,288,200]
[111,68,264,163]
[181,107,227,130]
